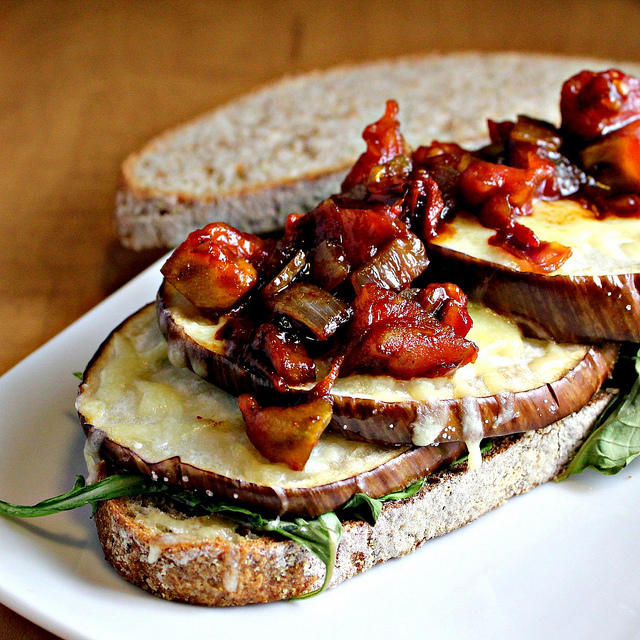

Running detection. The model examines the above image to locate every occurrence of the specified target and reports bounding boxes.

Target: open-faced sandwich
[2,64,640,607]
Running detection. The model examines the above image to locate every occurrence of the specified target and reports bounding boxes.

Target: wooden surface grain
[2,0,640,637]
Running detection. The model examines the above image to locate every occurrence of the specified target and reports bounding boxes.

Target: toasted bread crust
[94,390,611,606]
[116,52,640,250]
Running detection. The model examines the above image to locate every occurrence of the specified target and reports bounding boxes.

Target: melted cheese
[170,285,587,406]
[77,306,406,489]
[430,199,640,276]
[124,502,245,565]
[329,303,587,402]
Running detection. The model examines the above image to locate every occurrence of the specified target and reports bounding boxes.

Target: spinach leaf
[559,347,640,478]
[0,474,163,518]
[268,513,342,599]
[339,478,425,525]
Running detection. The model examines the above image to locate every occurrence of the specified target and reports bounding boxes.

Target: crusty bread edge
[116,168,346,250]
[94,389,612,606]
[117,50,628,250]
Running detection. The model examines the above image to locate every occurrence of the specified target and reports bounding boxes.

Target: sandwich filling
[77,303,591,486]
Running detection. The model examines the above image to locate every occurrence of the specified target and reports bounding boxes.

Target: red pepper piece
[561,69,640,139]
[238,394,333,471]
[341,100,409,192]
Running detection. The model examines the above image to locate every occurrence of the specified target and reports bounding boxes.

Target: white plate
[1,258,639,640]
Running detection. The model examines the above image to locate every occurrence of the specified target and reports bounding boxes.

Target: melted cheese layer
[170,290,588,404]
[77,305,405,488]
[430,199,640,276]
[329,303,587,402]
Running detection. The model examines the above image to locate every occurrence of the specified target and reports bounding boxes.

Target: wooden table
[2,1,640,636]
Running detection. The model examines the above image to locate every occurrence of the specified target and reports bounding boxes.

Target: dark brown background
[2,1,640,636]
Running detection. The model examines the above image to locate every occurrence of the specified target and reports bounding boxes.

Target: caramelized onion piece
[272,282,352,340]
[261,249,307,302]
[494,115,562,153]
[238,394,333,471]
[580,119,640,193]
[310,240,351,291]
[351,233,429,294]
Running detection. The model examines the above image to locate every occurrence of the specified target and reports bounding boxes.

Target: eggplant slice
[158,283,617,448]
[428,200,640,343]
[77,304,466,518]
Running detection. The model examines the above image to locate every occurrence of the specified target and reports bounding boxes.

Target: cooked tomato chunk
[249,323,316,387]
[341,100,409,192]
[341,284,478,379]
[458,156,572,273]
[561,69,640,139]
[305,199,406,269]
[416,283,473,337]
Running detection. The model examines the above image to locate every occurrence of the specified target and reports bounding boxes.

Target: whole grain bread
[116,52,640,250]
[94,390,611,606]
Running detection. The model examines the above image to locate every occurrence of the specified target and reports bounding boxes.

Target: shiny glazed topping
[159,68,637,470]
[160,104,483,468]
[171,296,588,402]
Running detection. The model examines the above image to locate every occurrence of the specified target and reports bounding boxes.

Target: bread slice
[116,52,640,250]
[94,389,611,606]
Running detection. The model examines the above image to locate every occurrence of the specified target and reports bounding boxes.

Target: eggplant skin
[331,342,616,445]
[158,283,618,447]
[427,243,640,343]
[156,284,282,401]
[79,413,465,519]
[79,302,468,518]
